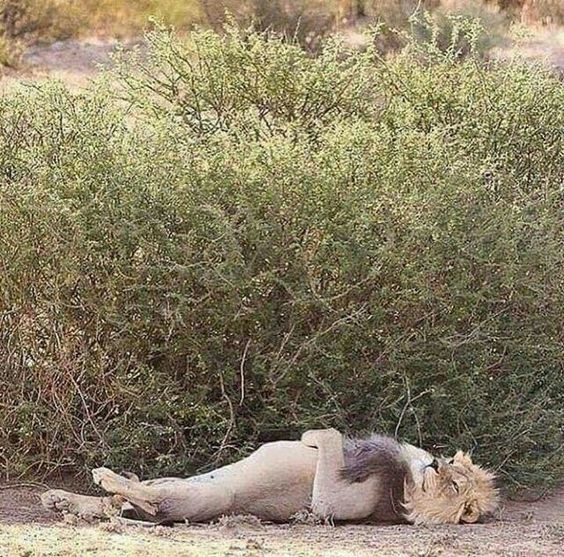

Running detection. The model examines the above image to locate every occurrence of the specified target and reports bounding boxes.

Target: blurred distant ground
[1,1,564,89]
[491,24,564,66]
[0,23,562,93]
[0,37,142,89]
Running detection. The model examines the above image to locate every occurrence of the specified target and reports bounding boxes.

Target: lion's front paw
[301,428,341,448]
[41,489,74,513]
[92,467,124,493]
[41,489,115,522]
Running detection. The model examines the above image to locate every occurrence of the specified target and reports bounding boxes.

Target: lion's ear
[453,450,473,465]
[461,503,480,523]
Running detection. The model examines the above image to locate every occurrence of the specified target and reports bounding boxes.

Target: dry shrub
[520,0,564,25]
[0,0,84,67]
[0,31,20,67]
[332,1,509,54]
[81,1,204,36]
[0,22,562,491]
[491,1,563,24]
[200,0,344,50]
[0,0,82,40]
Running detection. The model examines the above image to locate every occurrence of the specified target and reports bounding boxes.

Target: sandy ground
[0,484,562,557]
[492,25,564,68]
[0,37,142,91]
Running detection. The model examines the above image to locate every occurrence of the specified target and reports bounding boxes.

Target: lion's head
[403,450,498,525]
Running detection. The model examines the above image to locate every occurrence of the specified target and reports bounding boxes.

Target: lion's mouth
[421,459,440,492]
[421,471,429,492]
[427,458,440,472]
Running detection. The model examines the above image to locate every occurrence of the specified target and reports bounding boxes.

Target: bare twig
[214,371,235,463]
[239,339,251,406]
[394,376,431,441]
[0,481,50,490]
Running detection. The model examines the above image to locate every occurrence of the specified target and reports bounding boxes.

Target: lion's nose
[428,458,439,471]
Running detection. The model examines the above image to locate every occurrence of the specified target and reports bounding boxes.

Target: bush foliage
[0,22,562,490]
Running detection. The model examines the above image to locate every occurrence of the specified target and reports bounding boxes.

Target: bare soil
[0,483,562,556]
[492,26,564,69]
[0,37,142,91]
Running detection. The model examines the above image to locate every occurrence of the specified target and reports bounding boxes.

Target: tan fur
[403,450,499,525]
[41,430,498,525]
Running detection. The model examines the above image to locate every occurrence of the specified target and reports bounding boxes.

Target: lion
[41,428,498,525]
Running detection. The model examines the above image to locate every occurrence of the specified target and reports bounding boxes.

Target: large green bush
[0,22,562,491]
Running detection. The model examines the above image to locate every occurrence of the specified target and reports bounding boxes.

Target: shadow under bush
[0,22,562,492]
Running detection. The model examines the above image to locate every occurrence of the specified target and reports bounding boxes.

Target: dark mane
[342,434,411,522]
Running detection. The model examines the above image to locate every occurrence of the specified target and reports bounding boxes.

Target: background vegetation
[0,19,562,491]
[1,0,563,68]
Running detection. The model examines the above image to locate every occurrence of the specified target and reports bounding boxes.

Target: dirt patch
[1,515,563,557]
[498,485,564,523]
[0,483,562,556]
[0,485,55,525]
[0,37,142,91]
[493,26,564,69]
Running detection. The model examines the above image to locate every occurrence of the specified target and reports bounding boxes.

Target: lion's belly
[226,441,318,521]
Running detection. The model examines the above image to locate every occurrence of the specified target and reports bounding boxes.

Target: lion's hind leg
[41,489,122,522]
[92,467,161,516]
[92,467,235,523]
